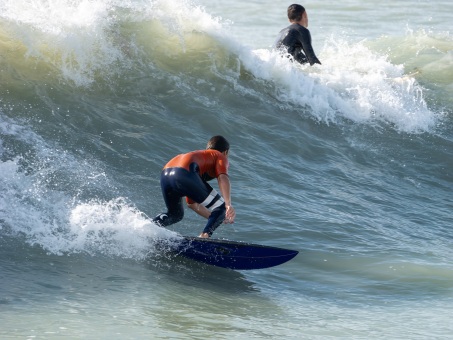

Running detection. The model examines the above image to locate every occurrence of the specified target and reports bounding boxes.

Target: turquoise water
[1,0,453,338]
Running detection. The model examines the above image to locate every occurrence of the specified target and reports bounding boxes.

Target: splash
[0,113,175,260]
[0,154,175,259]
[371,29,453,109]
[245,36,438,133]
[1,0,124,86]
[316,37,436,131]
[68,198,177,259]
[0,0,225,86]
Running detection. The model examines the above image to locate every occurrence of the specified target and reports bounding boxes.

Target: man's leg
[200,203,226,237]
[155,165,226,236]
[152,170,184,227]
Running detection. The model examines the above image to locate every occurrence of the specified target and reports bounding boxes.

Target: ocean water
[1,0,452,338]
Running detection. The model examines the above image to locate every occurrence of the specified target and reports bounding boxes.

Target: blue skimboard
[171,236,298,270]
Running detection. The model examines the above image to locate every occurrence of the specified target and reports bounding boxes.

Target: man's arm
[187,174,236,223]
[218,174,235,223]
[187,174,235,222]
[300,30,321,65]
[187,202,211,219]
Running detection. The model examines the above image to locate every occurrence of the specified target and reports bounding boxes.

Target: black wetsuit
[152,150,228,236]
[152,166,226,236]
[274,23,321,66]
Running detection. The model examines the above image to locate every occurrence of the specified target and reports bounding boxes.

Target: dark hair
[287,4,305,22]
[207,135,230,153]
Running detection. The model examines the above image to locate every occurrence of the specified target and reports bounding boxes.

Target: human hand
[224,205,235,224]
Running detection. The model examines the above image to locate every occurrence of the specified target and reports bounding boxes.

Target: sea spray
[243,37,437,132]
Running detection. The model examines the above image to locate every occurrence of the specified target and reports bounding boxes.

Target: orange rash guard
[164,149,229,181]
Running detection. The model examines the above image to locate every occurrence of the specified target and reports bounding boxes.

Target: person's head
[287,4,308,27]
[207,135,230,154]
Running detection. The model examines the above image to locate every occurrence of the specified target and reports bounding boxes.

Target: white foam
[0,112,175,259]
[0,0,226,86]
[1,0,127,86]
[0,0,108,35]
[0,154,175,259]
[67,198,177,259]
[237,37,438,133]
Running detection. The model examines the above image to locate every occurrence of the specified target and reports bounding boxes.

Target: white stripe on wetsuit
[200,189,224,211]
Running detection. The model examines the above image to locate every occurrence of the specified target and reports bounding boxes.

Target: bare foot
[198,232,210,238]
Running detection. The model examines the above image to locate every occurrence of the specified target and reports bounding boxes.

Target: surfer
[152,135,236,238]
[274,4,321,66]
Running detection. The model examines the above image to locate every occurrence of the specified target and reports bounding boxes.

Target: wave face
[1,0,453,338]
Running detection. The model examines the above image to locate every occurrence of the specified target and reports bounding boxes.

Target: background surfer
[274,4,321,65]
[153,136,236,238]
